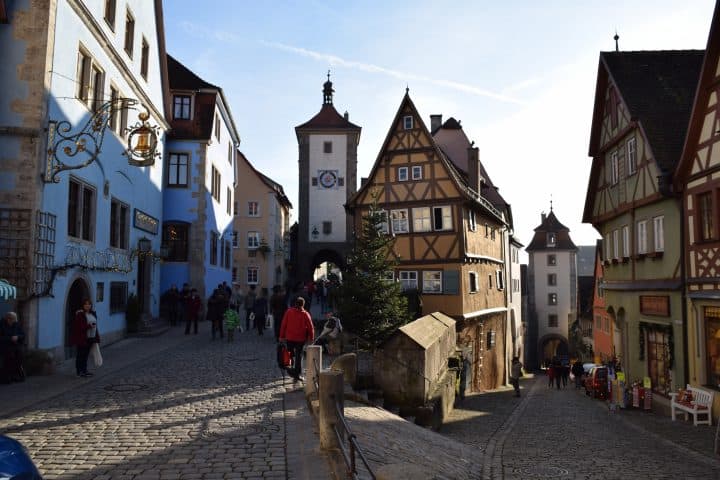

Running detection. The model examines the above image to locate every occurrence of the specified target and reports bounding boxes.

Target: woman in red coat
[71,298,100,377]
[279,296,315,382]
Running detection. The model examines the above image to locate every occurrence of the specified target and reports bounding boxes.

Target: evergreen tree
[337,194,411,348]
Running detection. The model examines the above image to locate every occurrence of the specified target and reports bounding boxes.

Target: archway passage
[308,249,346,282]
[539,334,569,366]
[65,278,90,359]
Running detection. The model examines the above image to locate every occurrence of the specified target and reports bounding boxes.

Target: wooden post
[305,345,322,396]
[319,370,344,450]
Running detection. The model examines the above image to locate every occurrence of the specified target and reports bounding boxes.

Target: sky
[162,0,716,258]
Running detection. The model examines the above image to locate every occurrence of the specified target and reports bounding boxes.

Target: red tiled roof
[295,104,361,130]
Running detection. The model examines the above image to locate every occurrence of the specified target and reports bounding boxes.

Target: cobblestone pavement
[0,326,334,480]
[441,375,720,480]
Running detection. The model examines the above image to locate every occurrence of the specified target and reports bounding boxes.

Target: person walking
[547,360,555,388]
[509,356,523,397]
[561,361,570,388]
[208,286,227,340]
[571,359,585,389]
[161,284,181,326]
[71,299,100,377]
[184,288,202,335]
[244,285,257,331]
[253,288,269,336]
[279,296,315,383]
[0,312,26,383]
[269,285,288,342]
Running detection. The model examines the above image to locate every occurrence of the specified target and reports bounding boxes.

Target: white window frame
[627,138,637,175]
[469,271,478,293]
[422,271,442,294]
[246,266,259,285]
[398,167,408,182]
[468,210,476,231]
[637,220,648,254]
[391,209,409,234]
[612,229,619,259]
[411,165,422,180]
[378,210,389,234]
[605,232,612,260]
[399,271,418,291]
[622,225,630,257]
[382,271,395,283]
[403,115,413,130]
[247,231,260,249]
[432,206,452,231]
[610,151,619,185]
[248,201,259,217]
[412,207,431,232]
[653,216,664,252]
[495,270,505,290]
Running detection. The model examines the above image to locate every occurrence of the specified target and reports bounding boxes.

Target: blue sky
[163,0,715,254]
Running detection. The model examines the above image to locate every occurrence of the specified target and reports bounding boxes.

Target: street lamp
[44,98,161,183]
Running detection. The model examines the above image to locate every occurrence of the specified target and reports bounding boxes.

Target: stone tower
[294,74,361,283]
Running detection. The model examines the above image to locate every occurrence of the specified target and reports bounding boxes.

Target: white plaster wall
[308,134,348,242]
[533,251,576,343]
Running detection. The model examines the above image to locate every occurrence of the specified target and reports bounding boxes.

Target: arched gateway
[293,74,361,283]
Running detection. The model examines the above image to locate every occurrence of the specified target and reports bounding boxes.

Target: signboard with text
[639,295,670,316]
[133,209,159,235]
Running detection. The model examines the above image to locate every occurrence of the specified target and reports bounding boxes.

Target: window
[485,224,490,237]
[547,273,557,286]
[109,198,129,249]
[214,113,220,141]
[433,206,452,231]
[610,151,619,185]
[604,232,612,260]
[211,165,221,202]
[382,271,395,283]
[226,188,232,215]
[627,138,637,175]
[612,229,619,259]
[247,267,258,285]
[486,331,496,350]
[412,165,422,180]
[412,207,431,232]
[704,307,720,388]
[637,220,648,254]
[232,268,237,282]
[247,231,260,248]
[232,230,238,247]
[468,210,476,231]
[622,225,630,257]
[104,0,116,29]
[77,50,91,103]
[399,271,418,291]
[391,209,409,234]
[398,167,408,181]
[77,49,104,111]
[698,192,714,241]
[162,222,189,262]
[233,201,238,216]
[653,216,664,252]
[228,142,233,165]
[68,178,96,242]
[547,254,556,266]
[469,272,478,293]
[488,274,493,289]
[403,115,413,129]
[322,221,332,235]
[548,293,557,305]
[248,201,259,217]
[323,141,332,153]
[109,85,119,132]
[547,232,556,246]
[120,97,128,136]
[140,37,149,80]
[124,9,134,57]
[548,314,558,327]
[378,210,389,234]
[90,64,104,112]
[173,95,191,120]
[209,231,218,266]
[224,240,231,269]
[167,153,188,187]
[109,282,128,313]
[422,271,442,293]
[496,270,504,290]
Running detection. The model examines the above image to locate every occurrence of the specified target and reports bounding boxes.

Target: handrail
[332,394,376,479]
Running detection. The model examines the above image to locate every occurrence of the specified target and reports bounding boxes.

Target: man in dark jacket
[279,297,315,382]
[571,360,585,389]
[0,312,25,383]
[269,285,288,342]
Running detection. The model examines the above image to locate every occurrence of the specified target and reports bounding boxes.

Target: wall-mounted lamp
[44,98,161,183]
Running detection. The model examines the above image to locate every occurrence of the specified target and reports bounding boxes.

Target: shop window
[162,222,189,262]
[705,307,720,389]
[646,327,671,395]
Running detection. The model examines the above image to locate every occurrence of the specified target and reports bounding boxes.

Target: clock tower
[295,74,361,283]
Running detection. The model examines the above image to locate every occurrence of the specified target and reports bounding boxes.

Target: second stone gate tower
[294,74,361,282]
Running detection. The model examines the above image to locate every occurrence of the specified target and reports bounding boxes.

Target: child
[223,308,240,342]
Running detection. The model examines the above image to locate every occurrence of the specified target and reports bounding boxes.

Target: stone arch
[64,275,91,359]
[538,333,569,366]
[309,249,346,280]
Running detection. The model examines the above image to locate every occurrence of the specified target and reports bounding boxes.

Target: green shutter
[443,270,459,294]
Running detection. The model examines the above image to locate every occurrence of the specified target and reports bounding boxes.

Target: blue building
[160,55,239,301]
[0,0,170,358]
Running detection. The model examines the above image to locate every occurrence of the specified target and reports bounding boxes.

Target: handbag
[266,313,273,329]
[90,342,103,367]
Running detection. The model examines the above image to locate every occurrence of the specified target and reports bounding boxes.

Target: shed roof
[399,312,456,349]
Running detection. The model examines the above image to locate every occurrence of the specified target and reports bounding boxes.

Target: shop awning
[0,279,17,300]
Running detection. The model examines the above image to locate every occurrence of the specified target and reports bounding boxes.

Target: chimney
[541,213,547,223]
[467,146,480,194]
[344,111,349,121]
[360,177,368,187]
[430,114,442,133]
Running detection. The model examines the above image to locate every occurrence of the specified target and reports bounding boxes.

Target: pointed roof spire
[614,31,620,52]
[550,194,553,212]
[323,70,334,105]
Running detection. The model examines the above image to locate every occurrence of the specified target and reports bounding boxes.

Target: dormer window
[403,116,413,130]
[173,95,191,120]
[547,232,556,247]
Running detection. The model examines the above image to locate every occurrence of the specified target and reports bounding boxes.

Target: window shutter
[443,270,459,294]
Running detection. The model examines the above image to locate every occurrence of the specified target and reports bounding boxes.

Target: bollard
[319,370,344,450]
[305,345,322,396]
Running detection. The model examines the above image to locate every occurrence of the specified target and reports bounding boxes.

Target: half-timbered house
[346,91,511,391]
[673,2,720,412]
[583,50,703,398]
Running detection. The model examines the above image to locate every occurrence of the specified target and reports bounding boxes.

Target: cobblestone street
[0,327,311,480]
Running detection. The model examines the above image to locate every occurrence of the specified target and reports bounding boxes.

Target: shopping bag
[266,314,273,329]
[276,343,291,368]
[90,342,103,367]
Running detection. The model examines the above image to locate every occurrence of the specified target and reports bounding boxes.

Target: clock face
[319,170,337,188]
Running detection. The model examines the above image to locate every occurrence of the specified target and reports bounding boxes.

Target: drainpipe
[679,196,689,387]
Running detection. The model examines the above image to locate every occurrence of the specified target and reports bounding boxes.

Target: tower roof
[296,75,361,132]
[526,210,577,251]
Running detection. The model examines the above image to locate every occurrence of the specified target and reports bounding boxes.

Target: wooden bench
[669,384,715,426]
